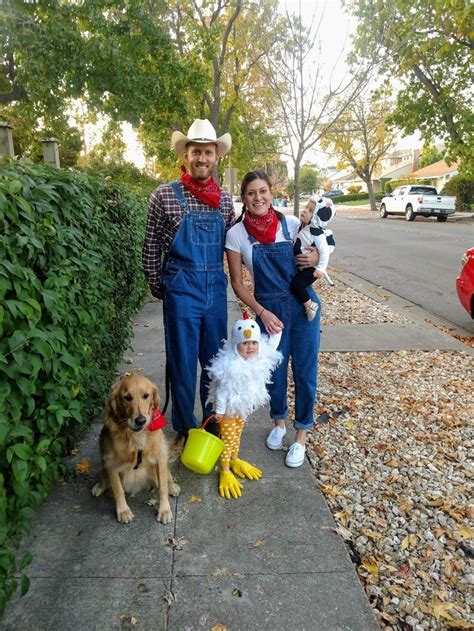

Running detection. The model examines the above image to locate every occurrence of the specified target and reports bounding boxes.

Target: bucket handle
[201,414,219,430]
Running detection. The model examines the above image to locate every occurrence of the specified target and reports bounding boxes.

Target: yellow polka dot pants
[219,417,245,468]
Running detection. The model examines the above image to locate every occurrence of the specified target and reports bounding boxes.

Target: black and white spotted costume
[290,196,336,305]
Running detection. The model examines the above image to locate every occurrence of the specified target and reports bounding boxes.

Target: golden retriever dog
[91,373,180,524]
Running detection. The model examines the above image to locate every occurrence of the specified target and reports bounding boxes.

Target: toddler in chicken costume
[206,315,282,499]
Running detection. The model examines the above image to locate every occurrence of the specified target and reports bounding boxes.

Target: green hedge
[0,163,148,612]
[440,175,474,212]
[81,161,161,197]
[332,192,385,203]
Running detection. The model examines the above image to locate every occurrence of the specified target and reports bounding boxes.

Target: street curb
[330,269,474,357]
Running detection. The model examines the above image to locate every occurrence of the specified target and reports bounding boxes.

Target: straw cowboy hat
[171,119,232,157]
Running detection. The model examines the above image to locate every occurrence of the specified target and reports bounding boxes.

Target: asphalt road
[330,213,474,333]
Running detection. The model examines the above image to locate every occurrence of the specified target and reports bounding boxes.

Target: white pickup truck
[379,185,456,222]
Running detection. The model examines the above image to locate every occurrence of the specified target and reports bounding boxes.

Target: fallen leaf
[447,620,474,629]
[75,458,90,475]
[130,617,137,626]
[319,484,342,498]
[251,539,265,548]
[432,598,455,622]
[360,557,378,575]
[163,590,175,605]
[165,537,186,550]
[187,495,202,504]
[455,525,474,540]
[211,626,227,631]
[333,525,352,541]
[361,528,382,541]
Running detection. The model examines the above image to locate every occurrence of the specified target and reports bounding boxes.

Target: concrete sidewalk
[3,292,381,631]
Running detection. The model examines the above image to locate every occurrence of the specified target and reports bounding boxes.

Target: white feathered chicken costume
[205,315,282,499]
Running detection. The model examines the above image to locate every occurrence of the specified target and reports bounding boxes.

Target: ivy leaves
[0,162,147,612]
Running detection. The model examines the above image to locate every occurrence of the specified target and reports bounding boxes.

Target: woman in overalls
[225,171,321,468]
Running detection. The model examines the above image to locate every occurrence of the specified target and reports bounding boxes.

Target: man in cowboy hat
[143,119,235,439]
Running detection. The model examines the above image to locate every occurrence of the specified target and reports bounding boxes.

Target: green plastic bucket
[181,418,225,474]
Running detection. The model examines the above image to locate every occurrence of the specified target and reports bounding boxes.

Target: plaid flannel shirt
[143,181,235,293]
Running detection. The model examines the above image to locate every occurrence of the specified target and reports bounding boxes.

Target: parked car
[325,189,344,198]
[379,185,456,222]
[456,248,474,318]
[299,192,312,199]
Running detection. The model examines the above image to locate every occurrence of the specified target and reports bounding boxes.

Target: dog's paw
[91,482,104,497]
[117,506,134,523]
[169,480,181,497]
[156,503,173,524]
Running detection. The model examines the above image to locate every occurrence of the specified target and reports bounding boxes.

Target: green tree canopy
[418,144,445,169]
[321,92,396,211]
[299,165,320,193]
[345,0,474,173]
[0,0,197,159]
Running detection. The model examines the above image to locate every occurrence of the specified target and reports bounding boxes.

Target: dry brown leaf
[333,509,351,526]
[432,598,455,622]
[163,590,175,605]
[75,458,90,475]
[455,525,474,540]
[361,528,382,541]
[447,620,474,629]
[251,539,265,548]
[319,484,342,498]
[360,557,378,575]
[165,537,187,550]
[333,525,352,541]
[210,626,227,631]
[419,601,432,615]
[187,495,202,504]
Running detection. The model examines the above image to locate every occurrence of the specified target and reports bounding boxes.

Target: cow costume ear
[317,206,333,222]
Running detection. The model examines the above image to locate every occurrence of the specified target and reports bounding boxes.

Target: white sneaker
[266,425,286,450]
[285,442,306,468]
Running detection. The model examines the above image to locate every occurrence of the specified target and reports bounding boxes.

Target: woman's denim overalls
[247,216,321,429]
[163,182,228,433]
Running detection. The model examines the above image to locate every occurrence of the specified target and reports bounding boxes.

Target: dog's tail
[168,434,186,464]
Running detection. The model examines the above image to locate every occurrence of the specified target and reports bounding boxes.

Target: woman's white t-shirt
[225,215,301,280]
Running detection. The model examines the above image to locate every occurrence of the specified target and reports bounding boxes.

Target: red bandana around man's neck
[180,165,222,208]
[243,207,278,244]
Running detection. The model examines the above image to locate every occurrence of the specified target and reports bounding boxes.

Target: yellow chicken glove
[230,458,262,480]
[219,470,243,500]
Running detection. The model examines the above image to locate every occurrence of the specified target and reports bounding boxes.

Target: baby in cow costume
[290,195,336,321]
[206,315,282,499]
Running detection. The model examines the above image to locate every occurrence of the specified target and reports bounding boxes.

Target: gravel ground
[234,264,473,629]
[304,349,473,630]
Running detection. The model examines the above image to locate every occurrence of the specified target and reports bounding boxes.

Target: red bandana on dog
[148,408,166,431]
[180,165,222,208]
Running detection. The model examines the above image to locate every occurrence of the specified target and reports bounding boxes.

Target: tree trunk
[366,178,378,212]
[293,158,301,217]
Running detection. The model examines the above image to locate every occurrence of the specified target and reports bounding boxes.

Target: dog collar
[133,409,166,470]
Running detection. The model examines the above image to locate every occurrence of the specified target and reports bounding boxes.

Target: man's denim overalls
[163,182,227,433]
[247,216,320,429]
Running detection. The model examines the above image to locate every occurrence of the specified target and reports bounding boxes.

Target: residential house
[372,148,421,192]
[325,147,421,193]
[408,159,459,191]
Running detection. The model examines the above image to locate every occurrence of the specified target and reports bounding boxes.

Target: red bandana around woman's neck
[243,207,278,243]
[180,165,222,208]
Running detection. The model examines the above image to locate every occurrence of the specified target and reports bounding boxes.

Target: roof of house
[410,159,459,178]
